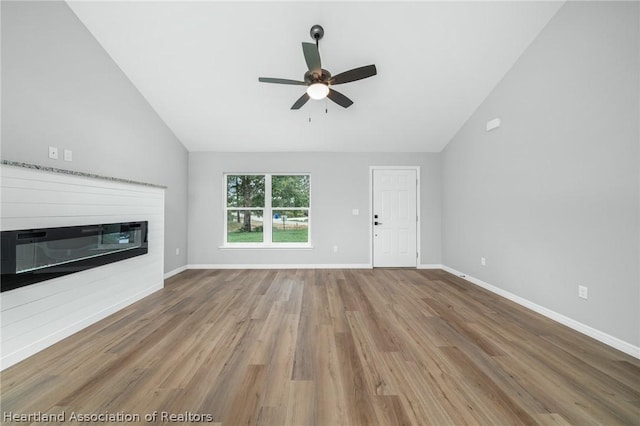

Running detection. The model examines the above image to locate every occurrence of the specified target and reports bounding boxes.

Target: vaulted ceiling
[67,1,563,152]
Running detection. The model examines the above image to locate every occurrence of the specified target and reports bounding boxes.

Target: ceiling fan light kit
[258,24,377,110]
[307,83,329,100]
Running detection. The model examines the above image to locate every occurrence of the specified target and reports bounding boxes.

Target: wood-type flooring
[1,269,639,425]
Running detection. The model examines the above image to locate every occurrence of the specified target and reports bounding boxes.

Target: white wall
[442,2,639,348]
[1,1,188,275]
[188,152,441,267]
[1,165,165,369]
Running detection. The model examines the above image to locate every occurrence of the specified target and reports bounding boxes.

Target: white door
[372,169,417,267]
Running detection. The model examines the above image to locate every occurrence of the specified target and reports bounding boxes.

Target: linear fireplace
[1,221,148,292]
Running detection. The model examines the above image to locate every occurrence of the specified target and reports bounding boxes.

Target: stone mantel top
[1,160,167,189]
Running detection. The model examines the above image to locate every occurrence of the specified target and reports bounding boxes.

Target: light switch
[352,209,359,216]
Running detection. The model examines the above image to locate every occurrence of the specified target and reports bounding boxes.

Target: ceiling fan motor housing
[304,69,331,83]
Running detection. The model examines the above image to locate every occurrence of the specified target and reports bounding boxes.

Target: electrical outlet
[48,146,59,160]
[333,245,338,253]
[175,248,180,256]
[352,209,359,216]
[480,257,486,266]
[578,285,588,299]
[63,149,73,162]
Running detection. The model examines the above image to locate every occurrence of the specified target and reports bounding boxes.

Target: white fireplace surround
[0,163,165,369]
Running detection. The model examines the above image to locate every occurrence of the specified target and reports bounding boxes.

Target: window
[225,174,310,247]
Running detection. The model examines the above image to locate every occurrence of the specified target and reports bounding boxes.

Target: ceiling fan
[258,25,377,110]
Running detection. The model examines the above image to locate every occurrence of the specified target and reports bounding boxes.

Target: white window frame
[222,173,312,249]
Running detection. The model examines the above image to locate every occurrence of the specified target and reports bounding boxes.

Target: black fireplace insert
[1,221,148,292]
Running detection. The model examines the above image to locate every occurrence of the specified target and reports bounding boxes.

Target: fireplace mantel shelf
[1,160,167,189]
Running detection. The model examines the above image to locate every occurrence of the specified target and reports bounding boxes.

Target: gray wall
[442,2,639,346]
[1,1,189,274]
[188,152,441,266]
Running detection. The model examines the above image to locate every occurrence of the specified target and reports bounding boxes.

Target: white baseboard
[441,265,640,360]
[0,282,163,371]
[187,263,373,270]
[164,265,188,279]
[418,264,444,269]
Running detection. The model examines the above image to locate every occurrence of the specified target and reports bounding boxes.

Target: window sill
[219,244,314,250]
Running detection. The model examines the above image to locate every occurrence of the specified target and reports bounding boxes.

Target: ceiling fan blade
[302,42,321,74]
[329,64,377,85]
[291,92,310,110]
[259,77,307,86]
[327,89,353,108]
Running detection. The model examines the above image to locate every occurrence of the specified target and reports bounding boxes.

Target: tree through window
[226,175,265,243]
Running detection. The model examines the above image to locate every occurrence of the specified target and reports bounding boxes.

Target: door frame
[369,166,421,268]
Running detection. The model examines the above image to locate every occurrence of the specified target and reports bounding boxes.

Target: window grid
[223,173,310,247]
